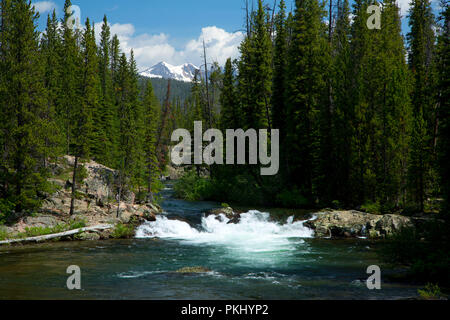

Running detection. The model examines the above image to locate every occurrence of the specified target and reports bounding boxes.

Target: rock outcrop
[162,164,185,181]
[5,156,162,239]
[304,210,415,238]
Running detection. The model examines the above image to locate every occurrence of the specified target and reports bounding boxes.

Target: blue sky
[31,0,442,70]
[34,1,255,45]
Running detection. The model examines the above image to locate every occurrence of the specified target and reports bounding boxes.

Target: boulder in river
[305,210,416,239]
[207,207,241,224]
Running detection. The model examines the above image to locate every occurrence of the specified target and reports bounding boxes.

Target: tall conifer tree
[285,0,328,203]
[407,0,436,211]
[1,0,52,212]
[143,80,160,201]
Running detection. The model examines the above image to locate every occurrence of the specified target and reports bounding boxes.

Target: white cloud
[396,0,412,17]
[396,0,440,17]
[32,1,57,14]
[183,26,244,66]
[94,22,244,71]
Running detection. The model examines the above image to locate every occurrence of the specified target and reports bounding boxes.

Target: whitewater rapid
[136,210,314,253]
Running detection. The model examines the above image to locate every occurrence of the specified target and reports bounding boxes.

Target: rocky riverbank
[0,156,162,244]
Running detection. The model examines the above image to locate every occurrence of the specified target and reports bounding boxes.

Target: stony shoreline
[0,156,163,245]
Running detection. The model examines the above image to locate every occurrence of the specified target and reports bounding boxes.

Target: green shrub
[0,227,9,241]
[0,199,15,225]
[379,221,450,287]
[418,283,442,300]
[135,180,164,205]
[21,224,67,237]
[77,165,88,184]
[361,201,381,214]
[112,223,135,239]
[221,203,230,208]
[275,188,309,208]
[68,218,87,230]
[173,170,212,201]
[331,200,342,209]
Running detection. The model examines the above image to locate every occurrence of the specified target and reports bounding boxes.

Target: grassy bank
[0,219,87,241]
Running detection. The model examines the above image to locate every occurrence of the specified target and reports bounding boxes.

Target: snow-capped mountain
[140,61,199,82]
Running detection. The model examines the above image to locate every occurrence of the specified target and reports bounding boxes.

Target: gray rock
[208,207,242,224]
[304,210,418,239]
[208,207,235,219]
[23,215,59,227]
[146,202,161,213]
[375,214,414,236]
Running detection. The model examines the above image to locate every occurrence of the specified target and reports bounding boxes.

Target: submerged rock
[175,266,211,274]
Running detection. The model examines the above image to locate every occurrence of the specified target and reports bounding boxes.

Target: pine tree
[436,2,449,216]
[407,0,436,211]
[69,18,98,216]
[0,0,12,203]
[331,0,353,205]
[237,35,253,131]
[128,50,146,196]
[110,34,121,167]
[208,62,223,127]
[110,34,120,88]
[41,10,63,165]
[348,0,378,205]
[220,58,240,130]
[42,10,60,112]
[59,0,81,155]
[272,0,288,136]
[316,1,334,205]
[285,0,328,203]
[84,21,105,164]
[0,0,52,212]
[142,80,160,201]
[375,0,412,211]
[247,0,272,130]
[115,53,137,216]
[98,15,115,166]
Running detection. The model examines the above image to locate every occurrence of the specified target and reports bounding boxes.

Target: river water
[0,184,420,300]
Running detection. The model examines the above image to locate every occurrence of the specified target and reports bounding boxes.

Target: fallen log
[0,224,114,245]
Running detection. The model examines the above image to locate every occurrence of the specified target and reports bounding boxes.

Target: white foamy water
[136,210,314,253]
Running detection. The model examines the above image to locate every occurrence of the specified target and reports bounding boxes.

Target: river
[0,183,420,299]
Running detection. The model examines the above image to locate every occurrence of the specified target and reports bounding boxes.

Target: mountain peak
[140,61,199,82]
